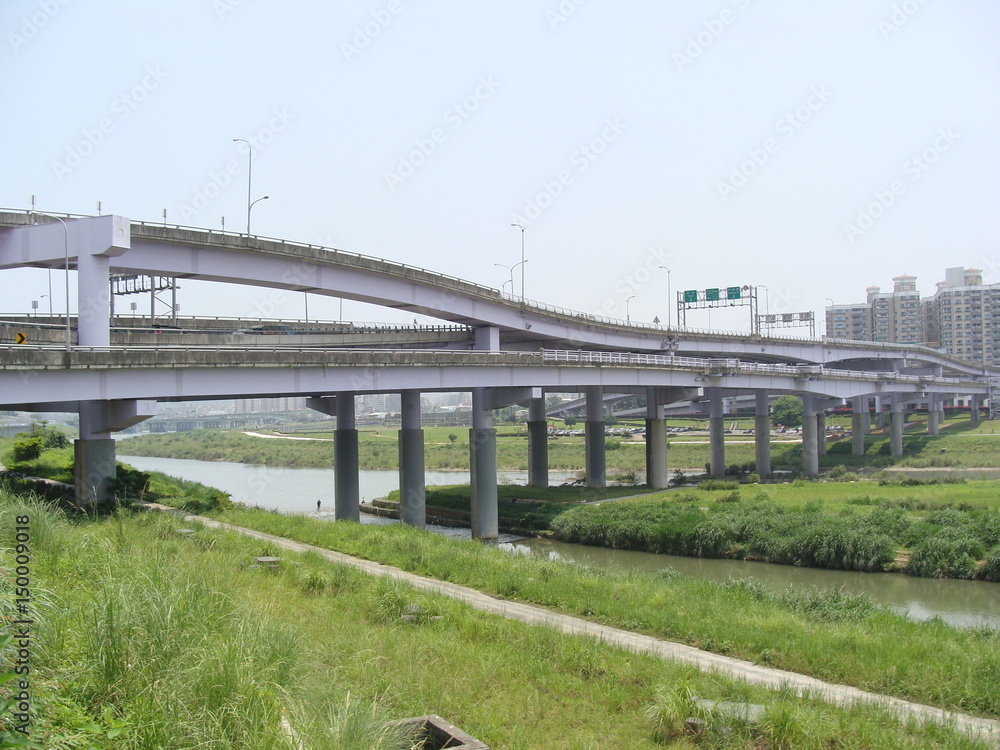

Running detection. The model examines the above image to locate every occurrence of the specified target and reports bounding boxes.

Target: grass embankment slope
[150,492,1000,725]
[4,493,994,749]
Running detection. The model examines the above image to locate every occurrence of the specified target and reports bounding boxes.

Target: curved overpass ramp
[0,210,993,378]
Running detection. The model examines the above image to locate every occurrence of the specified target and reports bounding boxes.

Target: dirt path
[146,503,999,746]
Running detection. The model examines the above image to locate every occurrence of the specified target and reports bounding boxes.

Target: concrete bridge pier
[645,388,669,489]
[470,388,498,541]
[852,397,870,456]
[335,395,361,521]
[527,397,549,488]
[927,395,940,436]
[970,395,982,424]
[816,411,828,456]
[874,396,889,429]
[754,390,771,477]
[801,394,819,478]
[75,399,156,508]
[585,386,606,488]
[708,388,725,476]
[398,390,425,528]
[889,396,904,457]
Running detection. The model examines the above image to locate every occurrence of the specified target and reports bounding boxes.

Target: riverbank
[5,491,996,748]
[132,483,1000,722]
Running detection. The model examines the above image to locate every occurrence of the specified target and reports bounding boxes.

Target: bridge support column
[75,399,156,509]
[708,388,725,476]
[398,390,425,528]
[816,411,827,456]
[927,395,940,436]
[801,395,819,478]
[875,397,889,429]
[74,438,116,510]
[77,252,112,347]
[527,398,549,488]
[585,386,606,488]
[889,397,904,457]
[852,397,869,456]
[474,326,500,352]
[470,388,498,541]
[335,395,360,522]
[970,395,982,424]
[645,390,669,489]
[754,390,771,477]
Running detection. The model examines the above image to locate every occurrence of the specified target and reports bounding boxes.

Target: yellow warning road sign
[14,332,26,344]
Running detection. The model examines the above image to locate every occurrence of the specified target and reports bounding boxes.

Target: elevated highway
[0,210,990,375]
[0,210,995,539]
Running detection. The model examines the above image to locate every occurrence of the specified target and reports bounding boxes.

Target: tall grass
[550,498,899,572]
[550,496,1000,578]
[206,504,1000,719]
[1,490,996,748]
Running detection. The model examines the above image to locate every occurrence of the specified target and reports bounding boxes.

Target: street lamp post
[509,223,525,302]
[248,195,269,235]
[757,285,771,335]
[658,266,671,328]
[494,261,526,298]
[626,295,636,324]
[35,213,71,349]
[233,137,256,236]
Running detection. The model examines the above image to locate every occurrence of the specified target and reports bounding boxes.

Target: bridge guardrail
[0,343,981,390]
[539,349,969,386]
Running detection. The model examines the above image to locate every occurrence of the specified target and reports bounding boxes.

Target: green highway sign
[705,288,720,301]
[683,290,698,303]
[727,286,741,300]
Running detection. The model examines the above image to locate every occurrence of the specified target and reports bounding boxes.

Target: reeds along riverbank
[1,491,997,749]
[548,494,1000,579]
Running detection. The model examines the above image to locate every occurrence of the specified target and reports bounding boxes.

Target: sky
[2,0,998,334]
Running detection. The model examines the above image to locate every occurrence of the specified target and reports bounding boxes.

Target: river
[122,455,1000,629]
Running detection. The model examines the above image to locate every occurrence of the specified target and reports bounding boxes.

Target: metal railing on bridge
[540,349,967,386]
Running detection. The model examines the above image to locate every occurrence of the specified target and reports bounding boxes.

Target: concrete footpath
[154,504,999,746]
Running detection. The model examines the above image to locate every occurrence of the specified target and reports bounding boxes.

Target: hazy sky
[3,0,998,333]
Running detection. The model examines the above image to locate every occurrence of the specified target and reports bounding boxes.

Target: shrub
[906,531,984,579]
[981,546,1000,582]
[112,464,150,499]
[9,435,44,464]
[698,480,739,491]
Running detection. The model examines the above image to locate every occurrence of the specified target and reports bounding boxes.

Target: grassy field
[127,495,1000,724]
[111,418,1000,475]
[3,492,994,748]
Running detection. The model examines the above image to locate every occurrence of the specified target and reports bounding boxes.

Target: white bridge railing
[541,349,966,385]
